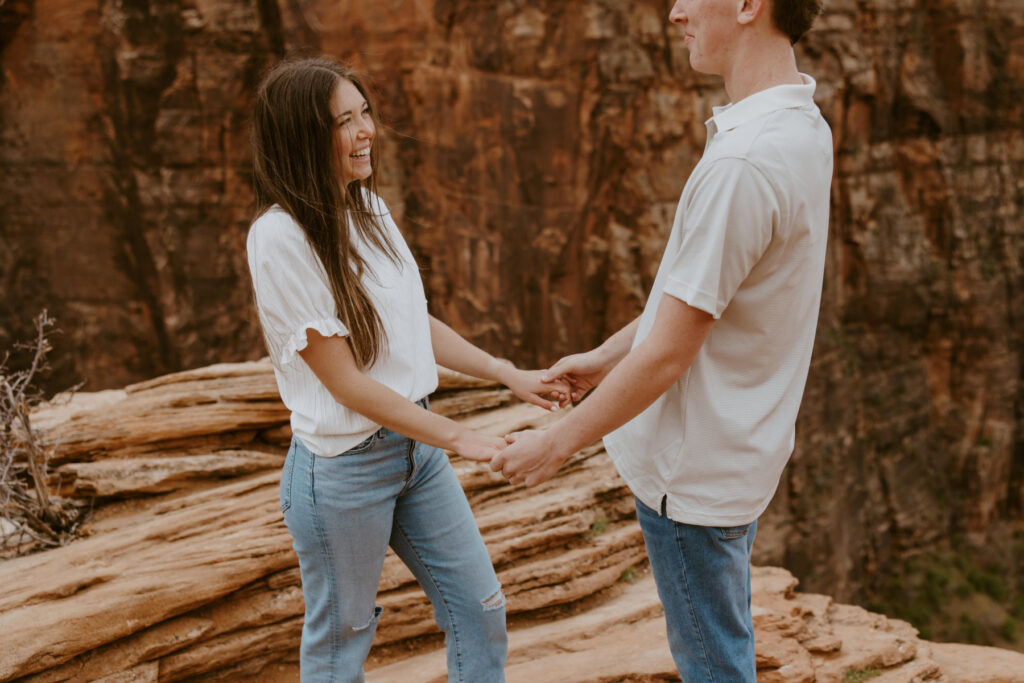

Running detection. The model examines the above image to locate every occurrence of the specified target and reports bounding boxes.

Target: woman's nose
[357,116,374,138]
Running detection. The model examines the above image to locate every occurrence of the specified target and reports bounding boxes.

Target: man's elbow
[634,343,693,391]
[660,352,695,386]
[645,329,709,384]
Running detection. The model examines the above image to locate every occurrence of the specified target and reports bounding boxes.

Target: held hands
[490,348,612,486]
[454,425,567,488]
[481,349,612,486]
[446,361,573,464]
[490,428,571,487]
[451,428,507,462]
[494,362,572,411]
[541,349,610,404]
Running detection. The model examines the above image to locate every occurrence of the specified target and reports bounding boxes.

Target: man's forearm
[550,300,710,458]
[491,297,713,486]
[549,337,686,456]
[594,316,641,371]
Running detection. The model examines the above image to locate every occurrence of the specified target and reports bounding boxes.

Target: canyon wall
[1,0,1021,641]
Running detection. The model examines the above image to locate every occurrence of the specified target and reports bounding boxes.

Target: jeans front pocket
[717,523,751,541]
[344,432,378,455]
[280,441,297,513]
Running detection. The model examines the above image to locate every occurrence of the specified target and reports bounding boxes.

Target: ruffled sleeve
[247,209,349,366]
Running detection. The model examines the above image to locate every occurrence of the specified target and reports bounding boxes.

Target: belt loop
[660,495,668,517]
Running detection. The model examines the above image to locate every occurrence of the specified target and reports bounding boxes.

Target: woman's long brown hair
[252,57,401,368]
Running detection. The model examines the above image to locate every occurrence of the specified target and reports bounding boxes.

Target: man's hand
[542,349,611,403]
[495,364,572,410]
[490,428,572,486]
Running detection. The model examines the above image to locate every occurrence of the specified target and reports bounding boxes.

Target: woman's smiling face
[331,78,374,185]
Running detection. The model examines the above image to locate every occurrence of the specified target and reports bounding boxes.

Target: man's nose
[669,1,686,23]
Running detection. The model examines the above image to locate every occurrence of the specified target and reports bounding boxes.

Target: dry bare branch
[0,312,88,556]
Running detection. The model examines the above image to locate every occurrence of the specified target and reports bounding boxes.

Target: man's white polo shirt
[603,75,833,526]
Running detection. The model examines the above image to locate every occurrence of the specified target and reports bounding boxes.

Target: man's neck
[720,38,802,103]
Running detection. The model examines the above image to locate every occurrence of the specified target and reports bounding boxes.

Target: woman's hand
[451,429,507,462]
[542,350,612,403]
[494,363,572,411]
[428,317,571,410]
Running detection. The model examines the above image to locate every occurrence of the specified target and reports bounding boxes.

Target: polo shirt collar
[709,73,816,133]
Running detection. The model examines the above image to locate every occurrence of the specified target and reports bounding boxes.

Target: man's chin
[688,56,713,75]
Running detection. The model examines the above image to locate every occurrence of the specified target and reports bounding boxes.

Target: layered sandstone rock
[1,362,1023,681]
[1,0,1021,644]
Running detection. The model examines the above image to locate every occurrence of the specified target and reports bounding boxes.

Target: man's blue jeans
[281,424,507,682]
[635,496,757,682]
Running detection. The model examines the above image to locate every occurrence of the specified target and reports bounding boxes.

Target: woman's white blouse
[246,195,437,456]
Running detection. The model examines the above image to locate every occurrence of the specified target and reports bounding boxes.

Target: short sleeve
[246,210,349,366]
[662,158,778,318]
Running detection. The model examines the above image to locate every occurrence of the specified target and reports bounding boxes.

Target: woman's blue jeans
[635,496,757,682]
[281,423,507,682]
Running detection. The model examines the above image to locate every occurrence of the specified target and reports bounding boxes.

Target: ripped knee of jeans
[481,588,505,612]
[352,605,383,631]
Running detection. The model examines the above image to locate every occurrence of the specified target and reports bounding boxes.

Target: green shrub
[842,668,881,683]
[1000,617,1018,642]
[1011,595,1024,620]
[966,566,1008,601]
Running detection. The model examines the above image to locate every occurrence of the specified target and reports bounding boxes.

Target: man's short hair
[772,0,824,44]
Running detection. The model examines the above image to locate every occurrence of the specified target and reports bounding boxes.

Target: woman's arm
[428,316,569,411]
[298,328,505,461]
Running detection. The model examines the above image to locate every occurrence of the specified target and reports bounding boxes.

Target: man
[490,0,831,679]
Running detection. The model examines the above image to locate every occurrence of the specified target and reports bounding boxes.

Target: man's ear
[737,0,766,25]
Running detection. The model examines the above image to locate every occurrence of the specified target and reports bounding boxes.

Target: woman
[247,57,565,682]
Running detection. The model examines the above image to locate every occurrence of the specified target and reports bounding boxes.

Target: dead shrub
[1,312,88,556]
